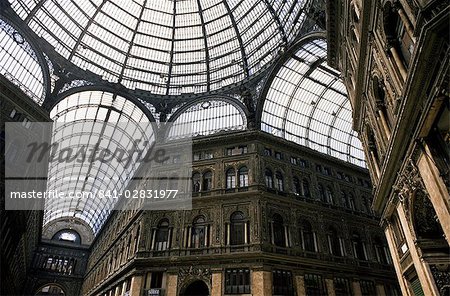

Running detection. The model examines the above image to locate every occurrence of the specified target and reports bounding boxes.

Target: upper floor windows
[327,227,343,257]
[299,219,316,252]
[238,166,249,187]
[192,173,201,192]
[192,171,213,192]
[275,151,283,160]
[191,216,208,248]
[202,171,212,191]
[264,147,272,156]
[52,229,81,244]
[228,211,249,246]
[193,151,213,161]
[272,214,286,247]
[226,168,237,189]
[227,145,248,156]
[154,219,170,251]
[265,169,274,189]
[275,171,284,191]
[290,156,298,165]
[351,233,367,260]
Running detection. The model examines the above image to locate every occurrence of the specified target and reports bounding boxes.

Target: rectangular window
[273,270,294,296]
[150,272,163,288]
[315,164,322,173]
[337,172,344,179]
[264,148,272,156]
[359,280,376,296]
[334,277,352,296]
[304,274,327,296]
[227,146,248,155]
[275,151,283,160]
[225,268,251,294]
[290,156,297,165]
[239,145,248,154]
[299,159,308,168]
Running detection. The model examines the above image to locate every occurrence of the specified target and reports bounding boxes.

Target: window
[315,164,322,173]
[202,171,212,191]
[275,171,284,191]
[150,272,163,289]
[391,214,407,254]
[299,220,316,252]
[326,186,334,204]
[191,216,207,248]
[341,191,349,208]
[290,156,298,165]
[337,172,344,180]
[348,193,356,210]
[327,227,342,256]
[323,167,331,176]
[192,172,201,192]
[273,270,294,296]
[272,214,286,247]
[302,179,310,198]
[299,159,308,168]
[265,169,274,188]
[226,168,236,189]
[230,211,247,245]
[352,233,366,260]
[194,151,213,160]
[239,145,248,154]
[225,268,250,294]
[275,151,283,160]
[304,274,327,296]
[293,177,301,195]
[264,148,272,156]
[238,166,249,187]
[227,145,248,156]
[360,280,376,296]
[155,220,170,251]
[373,237,389,264]
[52,229,81,244]
[318,184,326,201]
[334,277,352,296]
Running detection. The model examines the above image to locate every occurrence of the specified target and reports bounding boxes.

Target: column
[226,223,230,245]
[129,275,143,296]
[151,229,156,250]
[396,205,439,295]
[252,269,272,296]
[165,273,178,296]
[187,226,191,248]
[377,110,391,139]
[121,281,127,296]
[352,281,362,296]
[325,278,335,296]
[114,285,121,296]
[397,7,415,41]
[211,268,223,296]
[205,225,210,247]
[244,222,248,244]
[369,151,381,178]
[284,225,289,247]
[294,274,306,296]
[384,224,410,296]
[376,283,386,296]
[389,46,407,80]
[270,222,275,244]
[417,149,450,243]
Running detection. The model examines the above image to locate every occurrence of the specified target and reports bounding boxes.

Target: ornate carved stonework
[178,266,211,287]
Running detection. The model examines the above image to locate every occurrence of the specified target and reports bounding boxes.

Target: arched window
[202,171,212,191]
[293,177,301,195]
[326,186,334,204]
[275,171,284,191]
[352,233,366,260]
[239,166,249,187]
[36,284,66,295]
[383,2,414,69]
[318,184,326,201]
[230,211,247,245]
[327,227,342,256]
[52,229,81,244]
[191,216,207,248]
[373,236,389,264]
[412,191,445,240]
[341,191,349,208]
[302,178,311,197]
[272,214,286,247]
[226,168,236,189]
[155,220,170,251]
[299,220,316,252]
[265,169,274,188]
[349,193,356,210]
[192,172,201,192]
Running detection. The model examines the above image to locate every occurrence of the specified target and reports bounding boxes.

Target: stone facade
[326,0,450,294]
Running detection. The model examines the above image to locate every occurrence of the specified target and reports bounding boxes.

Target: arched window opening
[326,186,334,204]
[373,236,390,264]
[265,169,274,189]
[226,168,236,189]
[202,171,213,191]
[191,216,208,248]
[272,214,286,247]
[35,284,66,295]
[341,191,350,208]
[348,193,356,210]
[412,191,445,241]
[52,229,81,244]
[275,171,284,191]
[299,220,316,252]
[192,172,201,192]
[351,233,366,260]
[155,220,170,251]
[318,183,326,201]
[293,177,302,195]
[372,76,392,137]
[302,178,311,198]
[238,166,249,187]
[383,2,414,71]
[230,211,247,246]
[327,227,343,256]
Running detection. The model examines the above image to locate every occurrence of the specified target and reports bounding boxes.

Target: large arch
[258,33,365,167]
[44,90,156,235]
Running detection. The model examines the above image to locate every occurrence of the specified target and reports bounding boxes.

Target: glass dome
[10,0,308,95]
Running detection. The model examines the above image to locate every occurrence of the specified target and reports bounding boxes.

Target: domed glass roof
[10,0,308,95]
